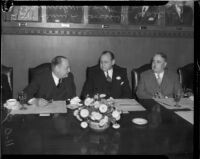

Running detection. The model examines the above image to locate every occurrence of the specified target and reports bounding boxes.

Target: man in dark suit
[136,52,182,99]
[81,51,131,99]
[24,56,76,106]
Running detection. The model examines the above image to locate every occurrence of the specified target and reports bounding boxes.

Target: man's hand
[38,98,49,107]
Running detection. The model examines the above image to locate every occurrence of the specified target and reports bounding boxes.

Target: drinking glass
[174,94,181,107]
[18,91,27,110]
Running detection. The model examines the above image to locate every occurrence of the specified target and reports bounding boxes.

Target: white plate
[132,118,148,125]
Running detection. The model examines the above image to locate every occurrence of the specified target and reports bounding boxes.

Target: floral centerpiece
[71,94,121,132]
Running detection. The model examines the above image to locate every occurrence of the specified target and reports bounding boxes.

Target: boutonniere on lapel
[116,76,121,80]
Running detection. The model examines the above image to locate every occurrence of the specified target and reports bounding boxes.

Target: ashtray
[132,118,148,125]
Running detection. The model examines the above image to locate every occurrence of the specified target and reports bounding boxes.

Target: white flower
[99,104,108,113]
[70,96,81,105]
[76,115,83,121]
[80,122,88,128]
[90,115,95,121]
[94,101,100,108]
[84,97,94,106]
[99,94,106,98]
[112,110,120,119]
[80,109,89,118]
[104,116,109,122]
[116,76,121,80]
[94,112,103,121]
[99,119,106,126]
[73,109,79,116]
[112,123,120,129]
[115,115,121,121]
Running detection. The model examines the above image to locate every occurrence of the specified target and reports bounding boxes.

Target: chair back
[28,63,51,83]
[177,63,194,92]
[1,65,13,96]
[1,65,13,102]
[131,63,151,98]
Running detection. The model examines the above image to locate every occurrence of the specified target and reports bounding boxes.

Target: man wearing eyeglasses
[136,52,182,99]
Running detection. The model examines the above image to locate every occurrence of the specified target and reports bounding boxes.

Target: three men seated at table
[23,56,76,106]
[81,51,132,99]
[22,51,183,105]
[136,52,183,99]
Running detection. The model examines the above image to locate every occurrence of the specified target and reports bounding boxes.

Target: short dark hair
[153,52,167,62]
[101,50,115,60]
[51,56,67,68]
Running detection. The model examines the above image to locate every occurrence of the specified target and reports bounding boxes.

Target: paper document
[154,98,194,110]
[10,101,67,115]
[114,99,146,112]
[175,111,193,125]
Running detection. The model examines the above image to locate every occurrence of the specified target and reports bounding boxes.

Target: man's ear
[164,62,167,68]
[112,59,115,66]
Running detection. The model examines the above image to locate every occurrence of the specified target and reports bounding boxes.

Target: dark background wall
[1,35,193,98]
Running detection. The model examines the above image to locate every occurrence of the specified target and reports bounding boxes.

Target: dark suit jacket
[81,65,131,99]
[24,70,76,101]
[136,69,182,99]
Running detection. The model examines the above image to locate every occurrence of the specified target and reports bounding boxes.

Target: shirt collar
[155,71,164,79]
[52,72,59,85]
[104,68,113,78]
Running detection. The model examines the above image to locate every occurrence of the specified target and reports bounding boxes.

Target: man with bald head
[136,52,182,99]
[81,51,131,99]
[24,56,76,106]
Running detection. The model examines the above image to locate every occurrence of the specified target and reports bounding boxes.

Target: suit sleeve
[136,73,153,99]
[81,68,94,99]
[121,69,132,99]
[173,73,183,96]
[23,77,40,101]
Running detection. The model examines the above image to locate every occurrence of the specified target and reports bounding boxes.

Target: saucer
[132,118,148,125]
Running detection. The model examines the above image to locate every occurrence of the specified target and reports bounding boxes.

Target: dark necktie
[57,78,62,88]
[106,71,112,82]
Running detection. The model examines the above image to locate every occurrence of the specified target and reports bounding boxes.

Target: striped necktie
[106,71,112,82]
[156,73,162,85]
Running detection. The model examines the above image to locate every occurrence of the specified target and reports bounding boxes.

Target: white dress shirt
[104,69,113,79]
[154,71,164,81]
[52,72,60,86]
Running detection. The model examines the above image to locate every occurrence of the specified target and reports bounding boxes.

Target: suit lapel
[160,70,169,90]
[151,71,160,88]
[111,66,119,90]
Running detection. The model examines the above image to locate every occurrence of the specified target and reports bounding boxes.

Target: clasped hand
[28,98,50,107]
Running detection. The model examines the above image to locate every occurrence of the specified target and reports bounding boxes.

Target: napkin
[10,101,67,114]
[154,98,194,110]
[114,99,146,113]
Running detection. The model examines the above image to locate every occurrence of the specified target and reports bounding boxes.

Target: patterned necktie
[157,73,162,85]
[57,78,62,88]
[106,71,112,82]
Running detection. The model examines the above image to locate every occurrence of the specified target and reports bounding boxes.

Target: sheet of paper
[10,101,67,114]
[154,98,194,110]
[175,111,193,125]
[114,99,146,112]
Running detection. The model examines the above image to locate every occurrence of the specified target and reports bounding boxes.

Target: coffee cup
[6,99,18,106]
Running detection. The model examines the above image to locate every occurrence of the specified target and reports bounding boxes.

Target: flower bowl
[71,94,121,132]
[89,121,110,132]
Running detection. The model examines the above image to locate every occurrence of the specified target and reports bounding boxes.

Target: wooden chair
[28,63,51,84]
[131,63,151,99]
